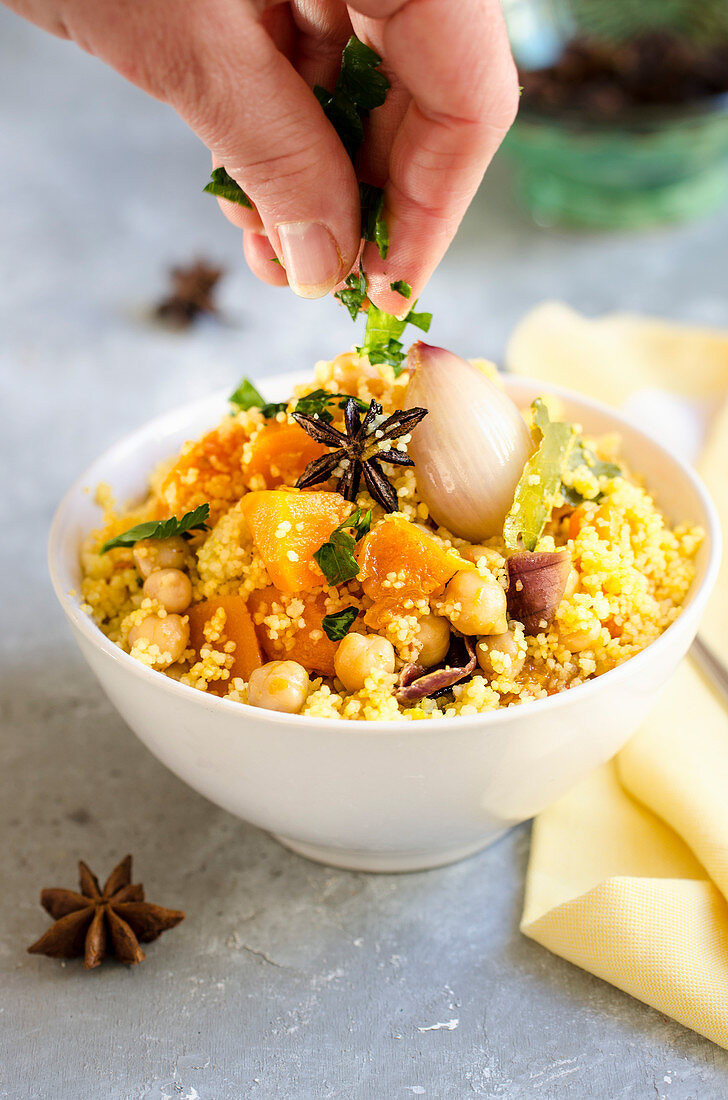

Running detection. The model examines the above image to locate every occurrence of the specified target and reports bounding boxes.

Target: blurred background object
[503,0,728,227]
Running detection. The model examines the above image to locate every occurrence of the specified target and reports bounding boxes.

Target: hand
[9,0,519,310]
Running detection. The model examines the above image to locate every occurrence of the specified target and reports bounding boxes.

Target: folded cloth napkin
[507,302,728,1048]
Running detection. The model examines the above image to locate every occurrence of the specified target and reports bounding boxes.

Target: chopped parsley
[359,182,388,260]
[335,271,368,321]
[357,300,432,376]
[203,167,252,208]
[101,504,210,554]
[229,377,266,411]
[314,37,390,160]
[322,606,360,641]
[390,280,412,299]
[313,508,372,586]
[295,389,368,424]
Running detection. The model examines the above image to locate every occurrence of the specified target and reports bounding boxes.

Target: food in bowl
[79,343,703,722]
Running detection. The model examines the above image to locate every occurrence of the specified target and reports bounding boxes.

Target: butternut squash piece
[356,517,469,601]
[160,420,247,525]
[188,595,263,693]
[248,587,338,676]
[242,421,328,489]
[240,489,352,592]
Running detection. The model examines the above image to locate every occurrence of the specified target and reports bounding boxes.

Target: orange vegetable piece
[242,421,328,490]
[568,506,587,541]
[160,420,247,525]
[188,595,263,693]
[356,517,469,601]
[240,489,352,592]
[248,587,339,676]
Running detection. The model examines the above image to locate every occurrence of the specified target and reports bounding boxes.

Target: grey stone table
[2,10,728,1098]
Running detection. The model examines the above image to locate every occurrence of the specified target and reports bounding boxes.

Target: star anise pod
[293,398,427,512]
[155,258,224,327]
[27,855,185,969]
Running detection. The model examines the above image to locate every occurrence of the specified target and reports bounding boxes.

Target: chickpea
[143,568,192,613]
[477,630,525,679]
[133,536,187,579]
[560,619,601,653]
[247,661,310,714]
[415,614,451,668]
[128,613,189,669]
[460,545,504,570]
[442,570,507,637]
[334,632,396,693]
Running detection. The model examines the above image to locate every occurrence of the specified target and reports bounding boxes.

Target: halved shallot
[404,343,533,541]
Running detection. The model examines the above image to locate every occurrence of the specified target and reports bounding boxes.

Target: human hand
[9,0,519,311]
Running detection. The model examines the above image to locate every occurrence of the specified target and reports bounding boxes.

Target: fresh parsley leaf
[561,439,621,506]
[389,280,412,299]
[313,508,372,585]
[314,37,390,160]
[335,271,368,321]
[101,504,210,554]
[229,377,266,411]
[357,301,432,376]
[294,389,368,424]
[260,401,288,419]
[203,167,252,209]
[359,183,388,260]
[322,606,360,641]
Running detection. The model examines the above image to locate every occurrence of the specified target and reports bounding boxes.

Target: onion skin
[404,343,534,541]
[506,551,571,635]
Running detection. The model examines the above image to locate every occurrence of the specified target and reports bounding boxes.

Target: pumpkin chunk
[240,489,352,592]
[188,595,263,693]
[248,587,339,676]
[242,421,329,490]
[159,420,247,525]
[356,517,469,601]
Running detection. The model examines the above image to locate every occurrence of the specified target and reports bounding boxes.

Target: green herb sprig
[101,504,210,554]
[229,377,266,411]
[322,606,360,641]
[228,377,368,424]
[313,508,372,586]
[203,167,253,209]
[357,301,432,375]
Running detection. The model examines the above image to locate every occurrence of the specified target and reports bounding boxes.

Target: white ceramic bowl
[49,373,721,873]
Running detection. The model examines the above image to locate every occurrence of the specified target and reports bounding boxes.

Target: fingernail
[277,222,342,299]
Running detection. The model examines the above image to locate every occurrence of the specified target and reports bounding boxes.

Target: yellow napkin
[507,302,728,1048]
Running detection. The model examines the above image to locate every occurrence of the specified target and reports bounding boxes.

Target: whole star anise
[155,258,223,327]
[293,398,427,512]
[27,855,185,969]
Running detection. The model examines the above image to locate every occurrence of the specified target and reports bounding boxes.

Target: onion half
[404,343,534,541]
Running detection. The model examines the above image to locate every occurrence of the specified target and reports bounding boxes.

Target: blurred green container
[502,0,728,227]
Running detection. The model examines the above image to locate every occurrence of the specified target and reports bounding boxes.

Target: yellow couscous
[80,343,702,722]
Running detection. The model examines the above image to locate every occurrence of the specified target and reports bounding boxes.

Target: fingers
[71,0,361,300]
[243,230,290,287]
[350,0,519,312]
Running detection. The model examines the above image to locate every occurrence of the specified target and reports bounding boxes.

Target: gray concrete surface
[2,8,728,1098]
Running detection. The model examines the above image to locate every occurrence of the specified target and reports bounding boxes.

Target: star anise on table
[27,855,185,970]
[154,258,224,327]
[293,398,427,512]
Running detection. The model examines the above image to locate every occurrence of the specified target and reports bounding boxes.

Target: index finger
[348,0,519,313]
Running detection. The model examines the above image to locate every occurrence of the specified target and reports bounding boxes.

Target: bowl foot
[271,832,509,873]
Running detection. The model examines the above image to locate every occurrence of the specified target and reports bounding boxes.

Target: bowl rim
[48,372,722,735]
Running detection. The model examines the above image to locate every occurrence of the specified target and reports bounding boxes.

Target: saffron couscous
[80,342,702,721]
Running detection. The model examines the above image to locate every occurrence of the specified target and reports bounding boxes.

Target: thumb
[177,8,361,298]
[58,0,363,299]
